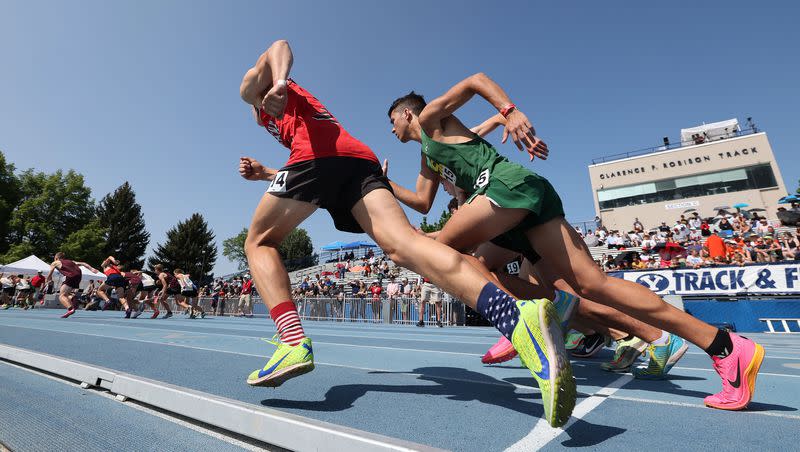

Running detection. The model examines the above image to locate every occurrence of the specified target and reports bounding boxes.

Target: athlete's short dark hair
[448,197,459,212]
[388,91,426,117]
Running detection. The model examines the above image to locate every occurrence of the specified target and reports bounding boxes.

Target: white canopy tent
[0,255,106,281]
[680,118,740,144]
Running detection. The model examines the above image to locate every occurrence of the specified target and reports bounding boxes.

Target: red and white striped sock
[270,301,306,346]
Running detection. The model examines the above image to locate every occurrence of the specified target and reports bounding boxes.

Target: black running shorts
[106,273,128,288]
[266,157,392,233]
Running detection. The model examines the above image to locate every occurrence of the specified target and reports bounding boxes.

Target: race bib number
[441,165,457,185]
[267,171,288,193]
[506,261,520,275]
[474,169,490,189]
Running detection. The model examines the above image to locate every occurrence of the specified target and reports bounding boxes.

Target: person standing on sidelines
[15,275,34,309]
[238,40,574,426]
[0,274,16,309]
[46,252,100,318]
[30,270,45,306]
[238,277,254,317]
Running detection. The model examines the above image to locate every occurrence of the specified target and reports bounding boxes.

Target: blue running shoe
[632,334,688,380]
[552,290,580,331]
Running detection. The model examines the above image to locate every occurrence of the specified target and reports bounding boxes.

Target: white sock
[651,330,670,346]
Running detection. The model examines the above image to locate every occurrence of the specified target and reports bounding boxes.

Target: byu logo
[635,274,669,292]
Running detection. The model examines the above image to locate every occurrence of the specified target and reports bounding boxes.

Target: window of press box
[596,163,777,210]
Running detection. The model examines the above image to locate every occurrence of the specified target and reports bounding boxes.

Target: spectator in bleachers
[641,233,656,253]
[584,229,599,247]
[607,231,624,249]
[627,230,642,247]
[753,237,771,262]
[685,249,703,268]
[688,212,702,230]
[755,218,770,236]
[574,225,584,238]
[633,217,643,233]
[718,217,734,234]
[594,215,602,231]
[706,232,726,262]
[780,232,799,260]
[658,221,671,235]
[700,219,711,237]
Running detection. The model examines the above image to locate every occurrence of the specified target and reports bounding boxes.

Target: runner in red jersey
[237,41,568,419]
[255,80,377,166]
[95,256,133,317]
[46,252,100,318]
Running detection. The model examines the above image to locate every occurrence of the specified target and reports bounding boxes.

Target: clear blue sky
[2,1,798,275]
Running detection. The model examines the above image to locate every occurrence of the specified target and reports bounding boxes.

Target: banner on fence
[612,262,800,296]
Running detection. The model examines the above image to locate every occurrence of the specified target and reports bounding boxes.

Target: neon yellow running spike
[511,298,576,428]
[247,336,315,387]
[601,336,647,372]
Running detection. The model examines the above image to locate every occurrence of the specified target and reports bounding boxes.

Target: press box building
[588,119,788,231]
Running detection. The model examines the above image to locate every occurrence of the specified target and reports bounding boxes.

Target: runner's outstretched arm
[75,261,99,274]
[240,40,293,117]
[384,154,440,214]
[421,73,547,160]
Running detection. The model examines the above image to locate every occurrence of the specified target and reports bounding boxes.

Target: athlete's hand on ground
[239,157,271,181]
[501,110,549,161]
[382,159,389,177]
[261,83,288,118]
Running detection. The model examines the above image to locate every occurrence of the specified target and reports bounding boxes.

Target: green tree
[222,228,248,271]
[96,182,150,268]
[148,213,217,284]
[0,151,22,255]
[1,242,36,264]
[279,228,317,271]
[419,209,452,233]
[60,219,108,265]
[2,169,95,261]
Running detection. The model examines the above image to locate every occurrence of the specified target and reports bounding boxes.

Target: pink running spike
[482,335,518,364]
[704,333,765,411]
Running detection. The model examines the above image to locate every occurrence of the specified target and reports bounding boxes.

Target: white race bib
[474,169,490,189]
[267,171,289,193]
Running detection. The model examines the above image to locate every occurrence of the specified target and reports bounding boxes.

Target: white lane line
[609,395,800,421]
[0,360,271,451]
[505,374,633,451]
[0,320,484,357]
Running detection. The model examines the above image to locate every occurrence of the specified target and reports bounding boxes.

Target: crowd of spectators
[576,206,800,272]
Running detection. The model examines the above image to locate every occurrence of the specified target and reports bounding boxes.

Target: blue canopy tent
[321,240,349,251]
[320,240,380,263]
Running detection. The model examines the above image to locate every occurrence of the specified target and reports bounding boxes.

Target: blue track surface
[1,309,799,451]
[0,360,247,452]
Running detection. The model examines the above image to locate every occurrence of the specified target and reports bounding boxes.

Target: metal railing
[294,296,466,326]
[590,127,759,165]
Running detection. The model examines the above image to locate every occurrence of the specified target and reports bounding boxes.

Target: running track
[0,310,798,451]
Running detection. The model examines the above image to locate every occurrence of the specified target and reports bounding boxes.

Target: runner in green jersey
[386,72,765,411]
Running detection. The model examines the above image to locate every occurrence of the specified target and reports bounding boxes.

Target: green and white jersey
[420,128,536,195]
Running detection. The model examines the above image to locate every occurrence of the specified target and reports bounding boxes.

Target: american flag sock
[270,301,306,346]
[476,282,520,341]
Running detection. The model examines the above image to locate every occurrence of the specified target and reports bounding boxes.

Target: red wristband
[500,104,516,118]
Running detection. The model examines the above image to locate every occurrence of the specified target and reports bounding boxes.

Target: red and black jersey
[256,79,378,166]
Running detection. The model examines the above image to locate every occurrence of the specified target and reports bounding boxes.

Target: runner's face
[389,110,409,142]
